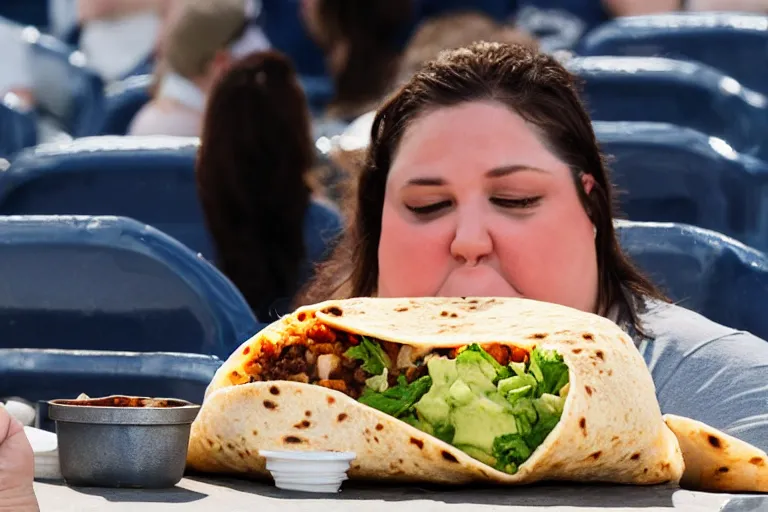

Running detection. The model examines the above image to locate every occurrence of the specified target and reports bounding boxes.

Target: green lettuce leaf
[344,336,392,376]
[358,375,432,418]
[492,433,532,473]
[528,347,569,396]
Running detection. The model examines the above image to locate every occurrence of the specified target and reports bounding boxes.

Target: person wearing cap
[0,405,37,512]
[128,0,268,137]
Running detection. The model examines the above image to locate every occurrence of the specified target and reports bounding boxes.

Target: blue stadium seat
[617,221,768,340]
[97,74,152,135]
[578,13,768,97]
[0,94,37,159]
[0,349,222,431]
[0,136,212,258]
[23,28,105,137]
[0,215,259,358]
[567,56,768,160]
[595,121,768,252]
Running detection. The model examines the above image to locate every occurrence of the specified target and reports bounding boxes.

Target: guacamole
[356,342,570,474]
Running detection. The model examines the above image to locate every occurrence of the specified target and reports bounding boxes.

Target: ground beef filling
[243,321,527,399]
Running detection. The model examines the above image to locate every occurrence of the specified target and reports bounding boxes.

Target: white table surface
[33,476,768,512]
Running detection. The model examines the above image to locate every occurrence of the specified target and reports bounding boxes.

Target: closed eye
[490,196,542,209]
[406,200,453,216]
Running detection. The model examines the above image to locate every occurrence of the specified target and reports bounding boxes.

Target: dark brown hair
[315,0,412,119]
[197,51,313,321]
[299,42,667,332]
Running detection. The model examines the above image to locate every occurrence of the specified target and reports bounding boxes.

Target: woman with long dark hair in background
[197,51,342,322]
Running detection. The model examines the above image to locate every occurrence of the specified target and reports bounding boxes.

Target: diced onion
[317,354,341,380]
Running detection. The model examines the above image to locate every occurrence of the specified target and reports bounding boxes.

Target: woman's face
[377,101,599,313]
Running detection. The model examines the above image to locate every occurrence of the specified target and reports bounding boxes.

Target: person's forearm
[0,487,38,512]
[78,0,168,22]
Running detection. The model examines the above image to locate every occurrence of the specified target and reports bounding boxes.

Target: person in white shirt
[128,0,269,137]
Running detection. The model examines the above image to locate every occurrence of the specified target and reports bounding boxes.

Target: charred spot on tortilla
[294,420,311,429]
[394,307,409,312]
[327,396,336,404]
[440,311,449,317]
[708,435,722,449]
[410,438,424,449]
[323,306,343,317]
[269,386,280,395]
[251,429,258,436]
[572,348,582,354]
[595,350,605,360]
[243,346,251,355]
[530,333,547,340]
[582,333,594,341]
[263,400,277,410]
[375,424,384,431]
[374,436,380,443]
[585,385,593,396]
[580,417,587,435]
[717,466,729,473]
[750,457,765,466]
[337,413,348,422]
[283,436,304,444]
[631,452,641,460]
[305,410,312,417]
[297,312,307,321]
[660,462,670,471]
[442,451,459,463]
[207,439,215,447]
[589,451,602,460]
[643,468,649,474]
[226,442,235,450]
[450,312,458,318]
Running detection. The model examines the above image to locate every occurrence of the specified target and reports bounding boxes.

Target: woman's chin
[436,267,521,298]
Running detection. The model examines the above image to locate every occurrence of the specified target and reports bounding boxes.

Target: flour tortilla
[188,297,684,485]
[664,414,768,492]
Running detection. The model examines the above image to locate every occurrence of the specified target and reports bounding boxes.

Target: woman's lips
[436,266,522,298]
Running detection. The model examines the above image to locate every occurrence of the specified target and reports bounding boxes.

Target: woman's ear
[581,172,595,195]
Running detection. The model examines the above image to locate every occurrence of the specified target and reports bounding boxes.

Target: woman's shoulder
[637,300,755,346]
[634,300,768,447]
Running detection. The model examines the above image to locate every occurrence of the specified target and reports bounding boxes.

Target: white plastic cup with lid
[259,450,357,493]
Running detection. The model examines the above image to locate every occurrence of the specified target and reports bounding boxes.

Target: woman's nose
[449,210,493,266]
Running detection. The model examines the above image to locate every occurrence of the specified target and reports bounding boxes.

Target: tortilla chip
[664,414,768,492]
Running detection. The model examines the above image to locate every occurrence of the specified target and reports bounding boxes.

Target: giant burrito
[187,297,768,490]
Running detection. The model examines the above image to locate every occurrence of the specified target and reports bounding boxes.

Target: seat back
[578,13,768,97]
[23,29,105,136]
[0,349,222,431]
[98,74,152,135]
[0,136,213,258]
[0,95,37,159]
[568,56,768,160]
[617,220,768,340]
[595,121,768,251]
[0,215,259,358]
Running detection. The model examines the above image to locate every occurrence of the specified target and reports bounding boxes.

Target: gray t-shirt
[631,300,768,450]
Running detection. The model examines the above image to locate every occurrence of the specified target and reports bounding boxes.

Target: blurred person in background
[196,51,343,323]
[511,0,768,53]
[128,0,269,137]
[72,0,176,81]
[301,0,413,122]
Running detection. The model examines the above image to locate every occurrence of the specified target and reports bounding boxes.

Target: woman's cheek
[378,213,452,296]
